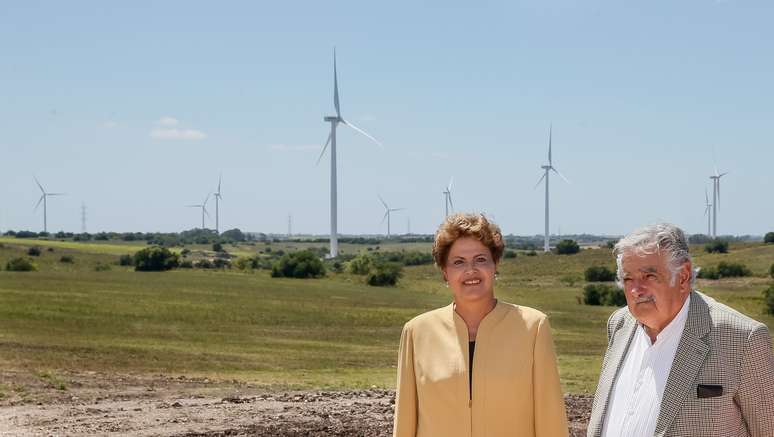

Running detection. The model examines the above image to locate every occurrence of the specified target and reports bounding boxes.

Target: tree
[555,239,580,255]
[583,284,625,306]
[220,228,246,242]
[585,266,616,282]
[765,232,774,244]
[212,242,224,252]
[764,284,774,315]
[704,240,729,254]
[133,246,180,271]
[366,261,403,286]
[271,250,325,279]
[27,247,42,256]
[6,257,37,272]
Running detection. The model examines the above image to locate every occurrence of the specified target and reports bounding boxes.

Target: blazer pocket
[697,384,723,399]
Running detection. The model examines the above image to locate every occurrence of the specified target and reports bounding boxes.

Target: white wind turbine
[213,174,223,234]
[709,165,728,238]
[443,178,454,217]
[378,195,405,239]
[704,188,712,237]
[316,48,382,258]
[534,125,570,252]
[186,194,210,230]
[33,177,66,233]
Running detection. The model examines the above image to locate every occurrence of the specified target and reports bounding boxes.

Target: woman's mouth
[463,279,481,285]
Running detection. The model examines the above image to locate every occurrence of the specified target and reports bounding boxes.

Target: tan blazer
[587,291,774,437]
[393,301,569,437]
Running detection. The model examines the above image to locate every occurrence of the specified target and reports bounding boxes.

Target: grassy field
[0,238,772,395]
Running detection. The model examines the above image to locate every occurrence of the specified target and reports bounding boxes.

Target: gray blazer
[587,291,773,437]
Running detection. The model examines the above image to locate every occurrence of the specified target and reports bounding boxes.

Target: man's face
[620,249,691,334]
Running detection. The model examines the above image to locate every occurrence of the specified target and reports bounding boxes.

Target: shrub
[765,232,774,244]
[764,284,774,315]
[27,247,42,257]
[179,260,193,269]
[770,263,774,279]
[366,261,403,286]
[6,257,37,272]
[704,240,729,254]
[59,255,74,263]
[212,258,231,269]
[118,254,133,266]
[94,263,112,272]
[196,259,213,269]
[585,266,616,282]
[271,250,325,279]
[583,284,625,306]
[503,250,517,259]
[697,261,752,279]
[555,239,580,255]
[605,240,616,249]
[181,248,191,256]
[348,254,375,275]
[133,246,180,271]
[47,247,55,252]
[526,250,537,257]
[212,242,224,252]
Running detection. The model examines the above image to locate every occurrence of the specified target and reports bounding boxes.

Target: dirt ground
[0,370,591,436]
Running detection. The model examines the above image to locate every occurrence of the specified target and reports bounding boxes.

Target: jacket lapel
[654,292,711,436]
[590,312,638,437]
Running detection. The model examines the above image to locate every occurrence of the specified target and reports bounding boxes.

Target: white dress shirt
[602,295,691,437]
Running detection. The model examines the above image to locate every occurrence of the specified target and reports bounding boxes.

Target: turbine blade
[204,207,210,218]
[705,188,709,204]
[47,192,66,196]
[719,172,728,178]
[34,195,44,211]
[34,176,44,193]
[534,172,547,189]
[378,194,388,210]
[381,211,388,224]
[186,205,200,208]
[448,196,454,211]
[203,193,210,206]
[315,132,333,166]
[392,208,406,212]
[551,167,570,184]
[341,120,382,147]
[217,174,222,193]
[548,124,553,165]
[333,48,341,118]
[448,177,453,192]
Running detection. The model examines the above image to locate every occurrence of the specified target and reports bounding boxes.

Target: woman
[393,213,568,437]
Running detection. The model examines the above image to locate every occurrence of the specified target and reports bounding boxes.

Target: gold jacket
[393,300,569,437]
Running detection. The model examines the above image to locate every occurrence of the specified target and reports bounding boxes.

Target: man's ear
[679,261,692,292]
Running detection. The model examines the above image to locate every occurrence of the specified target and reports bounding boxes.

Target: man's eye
[646,274,657,280]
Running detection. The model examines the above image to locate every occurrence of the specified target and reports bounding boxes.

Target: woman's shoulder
[403,304,453,330]
[497,300,549,324]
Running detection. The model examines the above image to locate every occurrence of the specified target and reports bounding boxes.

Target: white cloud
[150,128,207,141]
[157,116,179,127]
[150,116,206,140]
[270,144,321,151]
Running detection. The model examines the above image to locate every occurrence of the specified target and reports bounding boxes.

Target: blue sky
[1,1,772,236]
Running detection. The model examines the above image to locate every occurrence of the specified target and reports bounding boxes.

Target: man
[587,223,773,437]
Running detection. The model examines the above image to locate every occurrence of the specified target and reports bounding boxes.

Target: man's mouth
[635,295,655,304]
[463,279,481,285]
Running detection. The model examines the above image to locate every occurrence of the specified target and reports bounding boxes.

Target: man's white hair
[613,223,697,289]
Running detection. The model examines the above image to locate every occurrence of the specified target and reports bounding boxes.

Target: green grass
[0,240,771,394]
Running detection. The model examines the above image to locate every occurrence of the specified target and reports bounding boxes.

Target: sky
[1,1,772,237]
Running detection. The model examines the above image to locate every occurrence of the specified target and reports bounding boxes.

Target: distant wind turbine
[443,178,454,217]
[316,48,382,258]
[704,188,712,237]
[379,195,405,239]
[33,177,66,233]
[186,194,211,230]
[709,165,728,238]
[534,125,570,252]
[213,174,223,234]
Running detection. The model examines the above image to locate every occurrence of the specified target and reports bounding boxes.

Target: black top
[469,341,476,399]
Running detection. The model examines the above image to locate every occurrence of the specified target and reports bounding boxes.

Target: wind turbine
[378,195,405,239]
[316,48,382,258]
[709,166,728,238]
[186,194,210,230]
[33,177,65,233]
[443,178,454,217]
[534,125,570,252]
[703,188,712,237]
[213,174,223,234]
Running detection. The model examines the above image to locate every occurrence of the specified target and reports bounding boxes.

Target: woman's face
[442,237,497,304]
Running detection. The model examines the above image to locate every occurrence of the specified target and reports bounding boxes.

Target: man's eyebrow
[638,266,659,273]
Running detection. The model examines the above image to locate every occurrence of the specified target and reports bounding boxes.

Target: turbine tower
[33,177,65,233]
[213,174,223,234]
[443,178,454,217]
[709,166,728,238]
[703,188,712,237]
[534,125,569,252]
[378,195,405,239]
[186,194,210,230]
[316,49,381,258]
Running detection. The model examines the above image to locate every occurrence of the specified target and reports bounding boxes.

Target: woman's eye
[453,260,463,265]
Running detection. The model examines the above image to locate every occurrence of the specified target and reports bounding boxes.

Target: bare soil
[0,370,591,436]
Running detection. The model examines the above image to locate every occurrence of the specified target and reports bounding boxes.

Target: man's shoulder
[694,291,766,334]
[607,306,631,331]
